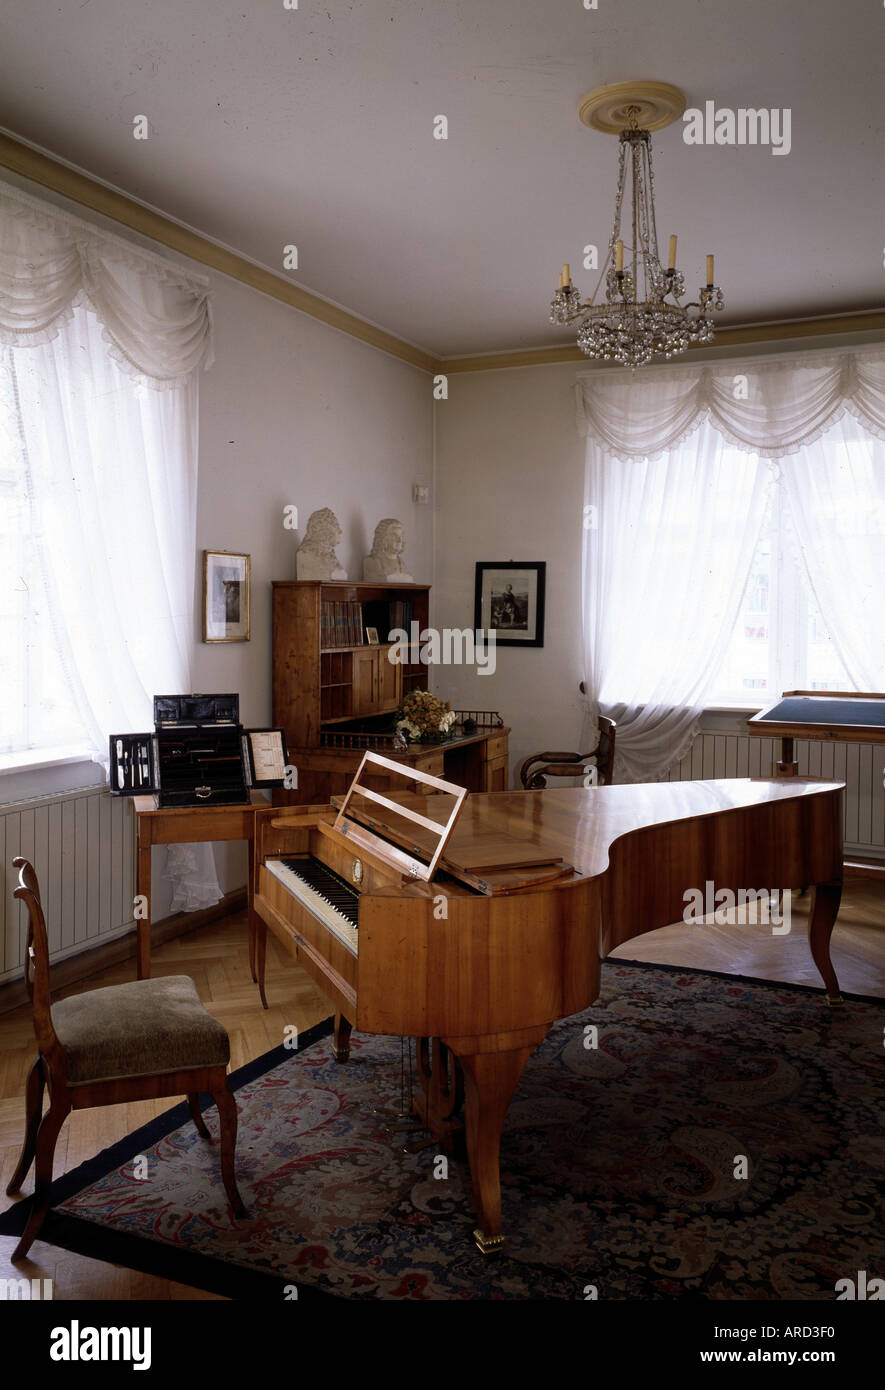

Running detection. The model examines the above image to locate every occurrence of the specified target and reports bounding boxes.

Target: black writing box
[109,694,289,807]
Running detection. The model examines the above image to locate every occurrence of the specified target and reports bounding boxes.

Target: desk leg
[136,837,151,980]
[809,880,844,1007]
[256,915,268,1010]
[247,835,257,984]
[776,736,799,776]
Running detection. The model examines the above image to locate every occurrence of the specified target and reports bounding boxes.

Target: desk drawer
[415,752,446,779]
[484,755,509,792]
[483,734,509,762]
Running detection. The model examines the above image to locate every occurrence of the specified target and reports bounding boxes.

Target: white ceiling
[1,0,883,357]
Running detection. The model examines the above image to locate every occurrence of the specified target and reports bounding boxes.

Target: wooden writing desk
[748,690,885,879]
[132,793,268,979]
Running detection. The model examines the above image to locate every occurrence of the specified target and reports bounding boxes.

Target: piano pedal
[372,1105,420,1133]
[401,1133,436,1155]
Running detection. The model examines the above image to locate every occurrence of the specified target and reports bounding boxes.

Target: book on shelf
[321,598,364,647]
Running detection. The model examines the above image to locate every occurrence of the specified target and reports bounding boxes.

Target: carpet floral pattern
[21,964,885,1299]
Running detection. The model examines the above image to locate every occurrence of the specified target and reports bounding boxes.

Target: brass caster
[473,1228,505,1256]
[826,994,845,1009]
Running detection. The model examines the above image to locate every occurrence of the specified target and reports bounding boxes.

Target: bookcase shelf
[272,580,509,803]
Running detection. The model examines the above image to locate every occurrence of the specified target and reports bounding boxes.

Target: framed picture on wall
[203,550,251,642]
[474,561,546,647]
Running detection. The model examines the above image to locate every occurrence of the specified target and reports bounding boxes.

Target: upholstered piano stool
[6,857,246,1262]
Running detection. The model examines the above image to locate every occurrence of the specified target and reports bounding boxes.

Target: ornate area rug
[2,961,883,1301]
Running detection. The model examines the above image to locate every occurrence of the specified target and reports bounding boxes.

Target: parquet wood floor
[1,883,882,1300]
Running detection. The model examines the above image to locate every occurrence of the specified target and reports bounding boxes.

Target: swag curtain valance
[0,182,213,386]
[575,345,885,460]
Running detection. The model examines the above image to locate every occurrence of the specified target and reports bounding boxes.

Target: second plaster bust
[363,518,414,582]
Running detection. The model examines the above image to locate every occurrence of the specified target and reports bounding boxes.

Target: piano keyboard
[265,855,360,956]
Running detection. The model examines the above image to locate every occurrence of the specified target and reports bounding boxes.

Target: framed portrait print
[203,550,251,642]
[474,561,546,648]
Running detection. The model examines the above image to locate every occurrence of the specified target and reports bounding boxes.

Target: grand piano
[252,752,844,1253]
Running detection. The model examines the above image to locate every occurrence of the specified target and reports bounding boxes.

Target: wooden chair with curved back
[5,856,245,1261]
[519,715,617,790]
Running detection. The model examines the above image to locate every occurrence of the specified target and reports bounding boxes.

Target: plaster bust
[296,507,347,580]
[363,518,414,583]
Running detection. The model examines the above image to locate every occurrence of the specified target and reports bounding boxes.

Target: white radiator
[666,733,885,860]
[0,786,135,984]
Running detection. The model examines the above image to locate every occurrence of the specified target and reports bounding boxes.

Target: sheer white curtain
[0,181,221,909]
[781,414,885,690]
[581,420,771,781]
[577,345,885,781]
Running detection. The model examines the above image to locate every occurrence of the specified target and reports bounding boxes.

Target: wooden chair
[5,857,245,1261]
[519,715,616,790]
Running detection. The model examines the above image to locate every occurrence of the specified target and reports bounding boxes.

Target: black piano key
[280,856,360,925]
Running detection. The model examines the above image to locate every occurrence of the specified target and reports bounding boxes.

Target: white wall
[190,271,432,906]
[432,363,588,784]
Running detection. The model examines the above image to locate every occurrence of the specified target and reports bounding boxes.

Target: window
[0,356,89,760]
[710,473,851,707]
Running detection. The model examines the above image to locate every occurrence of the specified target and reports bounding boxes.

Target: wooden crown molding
[1,129,883,378]
[440,313,885,374]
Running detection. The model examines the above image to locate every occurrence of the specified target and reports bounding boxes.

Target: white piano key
[266,857,360,957]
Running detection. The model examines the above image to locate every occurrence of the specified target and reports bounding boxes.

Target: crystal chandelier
[550,82,724,368]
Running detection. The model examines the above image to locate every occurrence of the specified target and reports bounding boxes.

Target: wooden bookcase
[273,581,429,747]
[272,580,509,804]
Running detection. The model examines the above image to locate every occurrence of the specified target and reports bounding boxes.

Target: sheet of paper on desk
[251,731,286,781]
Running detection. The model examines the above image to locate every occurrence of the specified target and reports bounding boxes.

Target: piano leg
[255,915,268,1010]
[333,1012,353,1063]
[450,1026,549,1255]
[808,879,844,1007]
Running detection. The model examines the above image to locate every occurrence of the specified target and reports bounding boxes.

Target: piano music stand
[333,750,468,881]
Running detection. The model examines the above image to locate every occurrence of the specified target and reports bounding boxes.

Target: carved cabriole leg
[6,1055,45,1196]
[11,1097,70,1262]
[448,1026,549,1255]
[187,1092,211,1140]
[333,1012,352,1063]
[211,1084,246,1218]
[808,879,844,1007]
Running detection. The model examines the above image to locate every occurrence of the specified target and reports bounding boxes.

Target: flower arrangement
[396,690,457,744]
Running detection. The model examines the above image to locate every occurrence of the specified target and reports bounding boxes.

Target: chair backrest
[12,857,62,1061]
[518,716,617,789]
[595,715,616,786]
